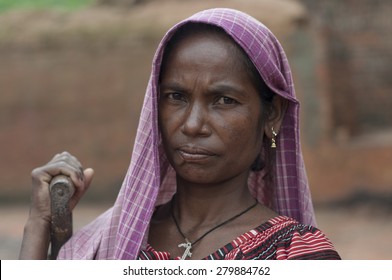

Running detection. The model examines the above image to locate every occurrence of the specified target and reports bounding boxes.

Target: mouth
[177,145,216,161]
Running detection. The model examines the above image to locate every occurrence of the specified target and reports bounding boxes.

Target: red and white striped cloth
[138,216,340,260]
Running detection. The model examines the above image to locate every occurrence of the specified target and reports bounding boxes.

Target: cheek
[158,109,173,148]
[159,106,176,135]
[224,108,263,147]
[158,107,186,161]
[222,116,262,152]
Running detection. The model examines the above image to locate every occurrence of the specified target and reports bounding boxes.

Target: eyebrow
[159,82,186,92]
[208,83,248,97]
[159,81,249,98]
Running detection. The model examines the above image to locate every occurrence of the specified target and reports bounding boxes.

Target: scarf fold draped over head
[58,8,316,260]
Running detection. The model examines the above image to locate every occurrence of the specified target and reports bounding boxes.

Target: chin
[176,168,222,185]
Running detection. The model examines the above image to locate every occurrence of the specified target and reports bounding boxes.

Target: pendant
[178,238,192,260]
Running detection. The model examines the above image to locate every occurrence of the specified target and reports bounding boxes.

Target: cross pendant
[178,239,192,260]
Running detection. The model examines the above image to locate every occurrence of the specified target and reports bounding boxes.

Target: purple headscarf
[58,8,316,260]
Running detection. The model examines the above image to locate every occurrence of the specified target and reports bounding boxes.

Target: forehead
[162,29,247,72]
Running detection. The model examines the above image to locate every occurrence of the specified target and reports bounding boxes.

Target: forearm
[19,218,51,259]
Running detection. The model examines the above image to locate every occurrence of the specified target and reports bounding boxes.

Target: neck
[174,173,255,227]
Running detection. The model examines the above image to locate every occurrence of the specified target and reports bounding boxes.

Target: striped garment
[138,216,340,260]
[58,8,324,260]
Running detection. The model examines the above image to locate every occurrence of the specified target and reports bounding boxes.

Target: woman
[20,8,340,260]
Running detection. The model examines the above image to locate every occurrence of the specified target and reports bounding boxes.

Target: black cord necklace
[171,197,258,260]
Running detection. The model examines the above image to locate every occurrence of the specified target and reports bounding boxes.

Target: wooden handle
[49,175,75,259]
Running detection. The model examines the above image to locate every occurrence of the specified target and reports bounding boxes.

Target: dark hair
[160,23,276,203]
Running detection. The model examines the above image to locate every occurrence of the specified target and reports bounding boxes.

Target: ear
[264,95,288,138]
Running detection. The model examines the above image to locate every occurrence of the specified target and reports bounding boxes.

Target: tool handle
[49,175,75,259]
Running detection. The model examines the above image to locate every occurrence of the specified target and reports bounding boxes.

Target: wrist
[25,215,51,232]
[19,217,51,259]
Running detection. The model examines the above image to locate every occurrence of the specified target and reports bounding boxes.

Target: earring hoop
[271,127,277,148]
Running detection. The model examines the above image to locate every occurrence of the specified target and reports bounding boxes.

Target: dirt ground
[1,203,391,260]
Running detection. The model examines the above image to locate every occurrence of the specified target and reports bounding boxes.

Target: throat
[174,180,256,224]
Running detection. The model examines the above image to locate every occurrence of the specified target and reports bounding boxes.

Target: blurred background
[0,0,391,259]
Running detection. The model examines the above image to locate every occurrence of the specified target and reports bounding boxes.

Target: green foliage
[0,0,94,13]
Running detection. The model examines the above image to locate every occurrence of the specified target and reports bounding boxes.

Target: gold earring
[271,127,277,148]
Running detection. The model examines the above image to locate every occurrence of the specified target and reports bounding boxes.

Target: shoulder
[230,216,341,260]
[271,216,341,260]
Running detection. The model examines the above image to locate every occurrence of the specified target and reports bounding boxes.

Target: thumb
[70,168,94,210]
[83,168,94,189]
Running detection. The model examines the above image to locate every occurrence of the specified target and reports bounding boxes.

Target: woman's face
[159,32,265,185]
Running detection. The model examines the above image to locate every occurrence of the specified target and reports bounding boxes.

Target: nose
[181,102,211,137]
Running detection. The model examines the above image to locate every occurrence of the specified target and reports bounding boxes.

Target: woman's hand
[19,152,94,259]
[30,151,94,222]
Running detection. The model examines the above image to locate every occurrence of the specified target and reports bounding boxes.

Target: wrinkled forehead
[159,23,249,73]
[157,20,258,68]
[158,10,269,63]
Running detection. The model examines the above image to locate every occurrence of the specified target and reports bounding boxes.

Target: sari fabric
[138,216,340,260]
[59,8,316,260]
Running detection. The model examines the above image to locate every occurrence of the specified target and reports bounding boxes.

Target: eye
[169,92,185,101]
[161,92,187,103]
[215,96,238,105]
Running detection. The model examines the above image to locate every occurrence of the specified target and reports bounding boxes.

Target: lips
[177,145,216,161]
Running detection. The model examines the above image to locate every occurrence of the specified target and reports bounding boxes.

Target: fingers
[30,152,93,215]
[48,152,85,186]
[33,152,85,189]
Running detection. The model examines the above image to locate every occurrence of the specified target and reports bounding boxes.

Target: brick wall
[299,0,392,138]
[293,0,392,201]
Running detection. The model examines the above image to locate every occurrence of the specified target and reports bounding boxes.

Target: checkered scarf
[59,8,315,260]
